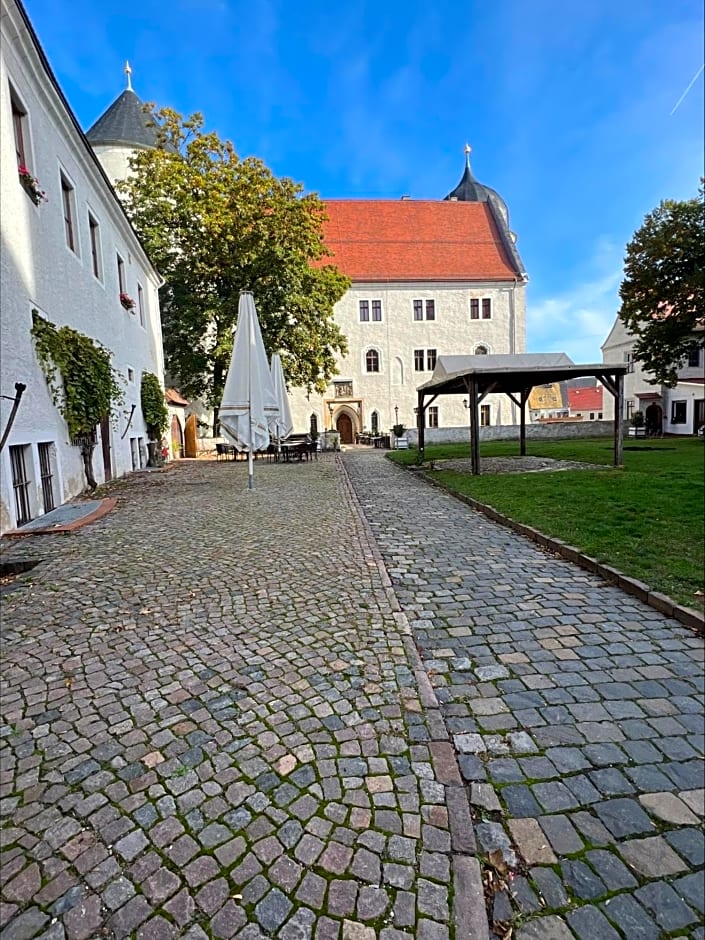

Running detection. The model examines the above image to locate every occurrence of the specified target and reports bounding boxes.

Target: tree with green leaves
[618,182,704,386]
[117,109,349,429]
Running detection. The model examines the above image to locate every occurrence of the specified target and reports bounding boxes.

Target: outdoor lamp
[328,402,334,428]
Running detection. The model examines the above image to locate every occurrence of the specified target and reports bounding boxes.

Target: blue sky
[24,0,704,362]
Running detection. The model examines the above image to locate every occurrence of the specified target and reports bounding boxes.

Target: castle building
[287,149,528,442]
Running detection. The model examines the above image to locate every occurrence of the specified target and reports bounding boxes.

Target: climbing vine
[31,311,123,489]
[140,372,168,438]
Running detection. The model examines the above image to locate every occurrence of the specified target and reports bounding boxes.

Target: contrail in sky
[670,63,704,115]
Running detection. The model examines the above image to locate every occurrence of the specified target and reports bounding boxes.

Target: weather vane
[124,60,132,91]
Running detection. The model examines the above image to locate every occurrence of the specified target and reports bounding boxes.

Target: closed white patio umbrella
[219,292,278,490]
[268,353,293,446]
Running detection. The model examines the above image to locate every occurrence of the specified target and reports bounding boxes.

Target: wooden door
[336,413,353,444]
[100,416,112,482]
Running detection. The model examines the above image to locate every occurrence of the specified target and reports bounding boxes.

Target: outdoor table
[280,441,308,462]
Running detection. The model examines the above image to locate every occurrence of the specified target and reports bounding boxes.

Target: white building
[289,153,528,442]
[601,317,704,435]
[0,0,165,533]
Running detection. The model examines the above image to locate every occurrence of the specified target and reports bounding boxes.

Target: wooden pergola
[416,353,630,474]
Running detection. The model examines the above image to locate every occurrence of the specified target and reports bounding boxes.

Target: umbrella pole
[247,313,254,490]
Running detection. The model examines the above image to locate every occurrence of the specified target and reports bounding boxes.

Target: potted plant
[120,292,136,311]
[18,165,47,204]
[392,423,408,449]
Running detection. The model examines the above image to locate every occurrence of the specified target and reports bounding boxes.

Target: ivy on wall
[140,372,168,438]
[30,311,123,489]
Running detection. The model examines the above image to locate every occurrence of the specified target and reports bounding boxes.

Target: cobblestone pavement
[0,456,482,940]
[343,453,705,940]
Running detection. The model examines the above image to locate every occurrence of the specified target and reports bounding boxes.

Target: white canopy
[268,353,293,441]
[219,293,277,487]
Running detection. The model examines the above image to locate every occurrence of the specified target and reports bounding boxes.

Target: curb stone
[338,455,491,940]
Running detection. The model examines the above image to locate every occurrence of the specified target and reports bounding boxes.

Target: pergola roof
[418,353,628,398]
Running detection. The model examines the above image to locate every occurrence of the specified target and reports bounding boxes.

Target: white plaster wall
[90,144,135,185]
[288,279,526,436]
[0,0,165,532]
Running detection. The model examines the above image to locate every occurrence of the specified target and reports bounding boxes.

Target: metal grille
[9,444,31,526]
[38,442,55,513]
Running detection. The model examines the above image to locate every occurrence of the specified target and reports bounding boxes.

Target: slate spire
[86,67,159,149]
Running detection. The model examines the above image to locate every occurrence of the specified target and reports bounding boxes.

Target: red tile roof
[318,200,521,282]
[568,386,603,412]
[166,388,189,406]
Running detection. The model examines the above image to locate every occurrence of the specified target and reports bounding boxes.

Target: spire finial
[464,143,472,168]
[124,61,132,91]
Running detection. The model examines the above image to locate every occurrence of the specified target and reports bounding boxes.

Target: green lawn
[388,438,705,611]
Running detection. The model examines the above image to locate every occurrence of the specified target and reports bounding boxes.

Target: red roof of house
[166,388,189,406]
[318,200,521,282]
[568,386,603,412]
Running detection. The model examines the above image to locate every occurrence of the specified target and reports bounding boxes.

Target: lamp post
[328,402,334,430]
[394,405,399,425]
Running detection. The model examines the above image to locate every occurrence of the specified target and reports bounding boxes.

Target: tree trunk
[212,358,224,436]
[80,440,98,491]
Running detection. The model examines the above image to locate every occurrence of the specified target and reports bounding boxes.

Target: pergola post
[469,376,480,475]
[615,372,624,467]
[417,390,425,463]
[519,388,530,456]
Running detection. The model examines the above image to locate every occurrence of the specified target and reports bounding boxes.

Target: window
[598,412,603,419]
[480,405,491,427]
[474,344,489,355]
[426,349,437,371]
[61,173,76,253]
[366,349,380,373]
[117,254,126,294]
[130,438,139,471]
[371,300,382,322]
[127,367,135,383]
[687,347,701,367]
[471,298,492,320]
[413,299,435,321]
[624,352,634,373]
[671,400,687,424]
[137,284,146,327]
[626,399,634,420]
[370,411,379,434]
[589,412,595,420]
[359,300,369,322]
[88,214,102,279]
[310,413,318,437]
[414,349,425,371]
[9,444,32,526]
[10,86,27,168]
[37,442,55,514]
[427,406,439,428]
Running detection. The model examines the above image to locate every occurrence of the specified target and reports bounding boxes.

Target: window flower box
[18,165,46,205]
[120,292,136,311]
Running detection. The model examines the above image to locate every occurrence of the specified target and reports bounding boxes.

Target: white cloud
[527,242,623,363]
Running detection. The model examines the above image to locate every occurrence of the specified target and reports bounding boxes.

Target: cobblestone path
[343,453,705,940]
[0,456,481,940]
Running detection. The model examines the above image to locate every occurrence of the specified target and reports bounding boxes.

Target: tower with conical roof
[86,62,160,186]
[445,145,526,280]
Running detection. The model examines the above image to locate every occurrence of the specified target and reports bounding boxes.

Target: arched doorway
[336,413,353,444]
[645,403,663,437]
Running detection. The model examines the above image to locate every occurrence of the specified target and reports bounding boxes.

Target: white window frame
[88,211,103,281]
[59,168,79,256]
[413,299,436,321]
[470,297,493,321]
[474,343,491,355]
[364,347,382,374]
[480,404,491,426]
[427,406,439,428]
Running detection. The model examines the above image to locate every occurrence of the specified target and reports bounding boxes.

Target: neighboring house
[528,382,569,422]
[567,383,603,421]
[288,149,528,442]
[0,0,165,533]
[601,317,704,434]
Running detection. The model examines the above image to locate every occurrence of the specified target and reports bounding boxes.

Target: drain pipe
[0,383,27,453]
